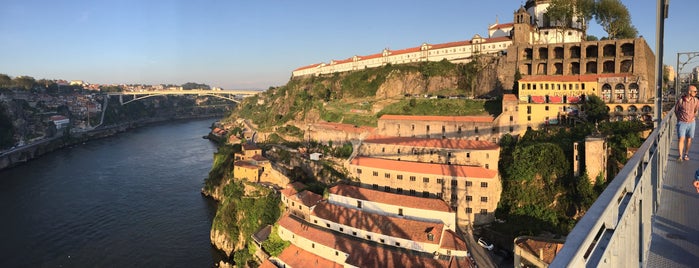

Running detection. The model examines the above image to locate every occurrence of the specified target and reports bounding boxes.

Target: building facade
[348,156,500,226]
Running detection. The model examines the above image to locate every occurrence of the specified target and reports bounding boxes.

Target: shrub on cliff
[203,144,238,193]
[212,181,282,264]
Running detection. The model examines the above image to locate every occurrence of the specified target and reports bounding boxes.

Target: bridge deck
[647,125,699,267]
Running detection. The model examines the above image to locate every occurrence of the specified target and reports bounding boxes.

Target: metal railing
[550,111,674,267]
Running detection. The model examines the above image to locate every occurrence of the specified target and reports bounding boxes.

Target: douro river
[0,119,223,267]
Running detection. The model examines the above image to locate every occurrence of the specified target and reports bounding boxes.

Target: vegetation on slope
[231,59,486,131]
[377,98,501,117]
[211,180,282,266]
[495,119,649,236]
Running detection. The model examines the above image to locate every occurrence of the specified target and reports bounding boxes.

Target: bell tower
[512,6,533,45]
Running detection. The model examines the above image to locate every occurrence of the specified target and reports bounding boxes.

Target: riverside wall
[0,114,224,171]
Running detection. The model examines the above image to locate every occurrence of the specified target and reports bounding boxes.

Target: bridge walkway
[647,125,699,267]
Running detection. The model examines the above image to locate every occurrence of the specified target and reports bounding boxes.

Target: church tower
[512,6,533,45]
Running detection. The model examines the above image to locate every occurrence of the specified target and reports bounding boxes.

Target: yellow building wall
[358,143,499,170]
[348,164,501,226]
[234,165,260,182]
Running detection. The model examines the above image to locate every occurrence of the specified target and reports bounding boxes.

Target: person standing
[675,85,699,161]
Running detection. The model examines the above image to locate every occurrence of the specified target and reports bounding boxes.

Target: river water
[0,119,223,267]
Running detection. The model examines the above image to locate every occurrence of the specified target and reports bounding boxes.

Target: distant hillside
[226,58,503,137]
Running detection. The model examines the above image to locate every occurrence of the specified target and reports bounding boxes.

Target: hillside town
[210,1,660,267]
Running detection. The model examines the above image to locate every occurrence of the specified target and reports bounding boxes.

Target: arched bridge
[107,89,261,104]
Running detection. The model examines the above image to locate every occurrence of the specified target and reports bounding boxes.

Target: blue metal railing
[551,111,674,267]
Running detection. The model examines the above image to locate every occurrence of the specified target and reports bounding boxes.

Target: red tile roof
[294,63,323,71]
[276,244,343,268]
[328,184,452,212]
[430,40,471,50]
[519,73,632,82]
[242,143,260,151]
[489,22,514,29]
[252,154,268,162]
[312,122,375,134]
[312,201,444,244]
[234,160,260,170]
[363,135,499,150]
[296,190,324,207]
[379,114,494,123]
[278,214,465,268]
[258,260,277,268]
[440,230,468,251]
[280,187,299,199]
[350,156,498,179]
[503,94,518,101]
[515,238,565,264]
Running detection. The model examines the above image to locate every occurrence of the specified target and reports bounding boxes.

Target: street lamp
[655,0,669,126]
[675,52,699,98]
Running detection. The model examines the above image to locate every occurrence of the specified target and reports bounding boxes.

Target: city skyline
[1,0,696,89]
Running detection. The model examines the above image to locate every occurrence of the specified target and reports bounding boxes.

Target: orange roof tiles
[379,114,494,123]
[242,143,260,151]
[516,238,565,264]
[276,244,343,268]
[234,160,259,169]
[280,187,299,198]
[351,156,498,179]
[519,73,632,83]
[430,40,471,50]
[258,260,277,268]
[328,184,452,212]
[503,94,518,101]
[388,46,422,56]
[312,122,375,134]
[278,214,464,268]
[489,22,514,29]
[296,190,324,207]
[363,135,499,150]
[252,154,268,162]
[294,63,323,71]
[440,230,468,251]
[312,201,444,244]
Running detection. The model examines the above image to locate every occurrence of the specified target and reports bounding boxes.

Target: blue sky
[0,0,696,89]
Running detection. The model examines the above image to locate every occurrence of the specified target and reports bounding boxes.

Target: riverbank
[0,114,224,171]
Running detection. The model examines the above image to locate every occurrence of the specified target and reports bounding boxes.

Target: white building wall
[278,225,352,266]
[292,40,512,77]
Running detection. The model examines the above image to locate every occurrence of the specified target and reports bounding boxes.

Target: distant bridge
[107,89,261,104]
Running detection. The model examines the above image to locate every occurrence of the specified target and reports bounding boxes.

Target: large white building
[292,0,588,78]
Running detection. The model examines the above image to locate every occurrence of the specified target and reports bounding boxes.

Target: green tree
[0,105,15,149]
[0,74,11,88]
[13,76,36,90]
[581,94,609,123]
[512,69,522,96]
[181,82,210,90]
[595,0,637,39]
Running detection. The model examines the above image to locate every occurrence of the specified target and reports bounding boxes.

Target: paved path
[647,126,699,267]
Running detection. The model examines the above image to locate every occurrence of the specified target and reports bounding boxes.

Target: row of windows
[465,208,489,214]
[523,83,585,90]
[377,148,485,159]
[395,124,496,134]
[360,170,489,187]
[370,184,490,200]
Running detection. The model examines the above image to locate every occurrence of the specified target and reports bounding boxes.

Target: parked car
[478,237,494,251]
